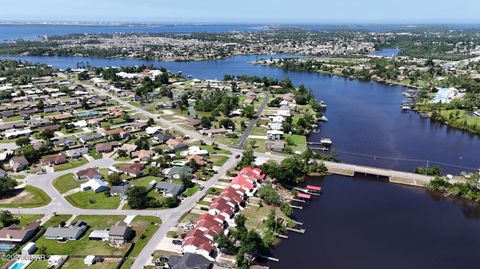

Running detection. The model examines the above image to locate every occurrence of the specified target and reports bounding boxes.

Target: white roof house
[72,120,88,128]
[4,129,32,139]
[81,178,108,193]
[186,146,209,156]
[84,255,97,265]
[21,242,36,255]
[146,126,161,135]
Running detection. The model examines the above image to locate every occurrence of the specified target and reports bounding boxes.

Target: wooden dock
[286,227,306,234]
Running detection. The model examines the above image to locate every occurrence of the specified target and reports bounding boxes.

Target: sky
[0,0,479,24]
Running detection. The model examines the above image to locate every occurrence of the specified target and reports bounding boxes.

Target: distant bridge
[323,161,434,187]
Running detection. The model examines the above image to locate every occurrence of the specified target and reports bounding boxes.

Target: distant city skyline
[0,0,479,24]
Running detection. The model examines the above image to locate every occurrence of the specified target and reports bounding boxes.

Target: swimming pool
[8,260,30,269]
[0,244,15,251]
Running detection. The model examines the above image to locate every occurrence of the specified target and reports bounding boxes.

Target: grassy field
[3,115,23,122]
[200,145,231,154]
[53,173,87,193]
[179,212,200,224]
[250,126,268,136]
[0,214,43,228]
[210,155,229,166]
[89,148,103,160]
[65,191,120,209]
[131,176,161,188]
[34,215,128,256]
[119,216,161,269]
[284,134,307,153]
[63,258,121,269]
[53,158,88,172]
[439,109,480,129]
[43,215,72,228]
[0,185,51,208]
[242,204,289,231]
[183,184,200,197]
[27,260,48,269]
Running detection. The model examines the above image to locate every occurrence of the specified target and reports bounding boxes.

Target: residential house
[168,253,213,269]
[118,163,145,177]
[156,182,184,197]
[185,118,201,129]
[95,142,119,153]
[80,178,108,193]
[79,134,102,144]
[53,138,76,148]
[199,128,228,136]
[65,147,88,158]
[41,154,68,166]
[163,166,192,180]
[181,229,215,261]
[153,132,172,143]
[45,221,88,241]
[110,185,129,199]
[76,168,102,180]
[118,144,138,156]
[267,130,284,140]
[131,150,154,161]
[48,255,68,269]
[88,222,132,244]
[9,156,29,172]
[4,129,32,139]
[166,138,188,151]
[0,221,40,246]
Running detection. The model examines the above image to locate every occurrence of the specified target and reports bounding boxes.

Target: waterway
[1,54,479,174]
[1,53,480,268]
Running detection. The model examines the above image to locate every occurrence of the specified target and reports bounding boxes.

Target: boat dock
[286,227,306,234]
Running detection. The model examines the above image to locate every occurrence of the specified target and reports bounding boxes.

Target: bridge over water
[323,161,435,187]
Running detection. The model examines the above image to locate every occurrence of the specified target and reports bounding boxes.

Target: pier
[323,161,434,187]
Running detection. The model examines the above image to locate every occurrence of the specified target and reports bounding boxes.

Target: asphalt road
[237,92,270,149]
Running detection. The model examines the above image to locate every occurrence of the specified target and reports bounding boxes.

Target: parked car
[172,239,182,245]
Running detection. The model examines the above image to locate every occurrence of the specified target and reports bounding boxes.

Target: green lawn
[210,155,229,166]
[439,109,480,128]
[72,215,125,229]
[183,184,200,197]
[43,215,72,228]
[53,158,88,172]
[65,191,120,209]
[131,176,162,188]
[27,260,48,269]
[179,212,199,224]
[89,148,103,160]
[3,115,23,122]
[0,214,43,228]
[33,215,128,257]
[62,258,120,269]
[200,145,230,154]
[284,134,307,153]
[250,126,268,136]
[53,173,87,193]
[0,185,51,208]
[120,216,161,269]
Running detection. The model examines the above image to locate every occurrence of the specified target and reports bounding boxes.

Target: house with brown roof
[76,168,102,180]
[166,138,188,151]
[41,154,67,166]
[9,156,29,172]
[0,221,40,245]
[185,118,201,128]
[131,150,154,161]
[118,163,145,177]
[95,142,119,153]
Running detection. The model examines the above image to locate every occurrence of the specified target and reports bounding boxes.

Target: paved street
[237,92,270,149]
